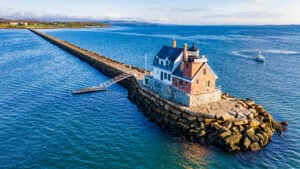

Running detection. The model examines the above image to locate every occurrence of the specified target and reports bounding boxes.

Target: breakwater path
[29,29,147,81]
[29,29,287,152]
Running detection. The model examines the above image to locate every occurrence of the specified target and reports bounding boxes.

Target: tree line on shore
[0,18,109,29]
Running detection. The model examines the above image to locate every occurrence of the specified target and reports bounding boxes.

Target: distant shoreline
[0,19,110,29]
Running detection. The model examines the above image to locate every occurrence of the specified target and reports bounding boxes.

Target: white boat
[254,51,265,62]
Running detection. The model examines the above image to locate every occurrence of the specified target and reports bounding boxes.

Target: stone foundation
[144,75,221,107]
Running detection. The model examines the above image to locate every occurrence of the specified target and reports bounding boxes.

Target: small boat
[253,51,265,62]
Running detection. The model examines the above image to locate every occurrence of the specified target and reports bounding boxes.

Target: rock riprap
[130,89,288,152]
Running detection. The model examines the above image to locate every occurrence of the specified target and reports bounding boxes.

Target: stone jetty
[29,29,287,152]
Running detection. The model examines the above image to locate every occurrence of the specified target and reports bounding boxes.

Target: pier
[72,73,133,94]
[29,28,286,152]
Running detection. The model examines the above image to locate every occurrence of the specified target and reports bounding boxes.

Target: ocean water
[0,25,299,168]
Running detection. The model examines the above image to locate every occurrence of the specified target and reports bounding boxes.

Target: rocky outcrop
[30,29,287,153]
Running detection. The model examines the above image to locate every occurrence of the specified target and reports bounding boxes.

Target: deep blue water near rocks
[0,26,299,168]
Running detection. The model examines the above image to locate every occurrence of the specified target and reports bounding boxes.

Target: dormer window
[160,60,163,65]
[156,58,159,64]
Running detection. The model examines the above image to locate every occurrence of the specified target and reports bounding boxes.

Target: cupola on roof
[188,43,199,51]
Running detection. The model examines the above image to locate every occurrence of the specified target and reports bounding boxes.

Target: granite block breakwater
[29,29,287,152]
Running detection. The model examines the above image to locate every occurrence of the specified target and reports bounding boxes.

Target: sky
[0,0,299,25]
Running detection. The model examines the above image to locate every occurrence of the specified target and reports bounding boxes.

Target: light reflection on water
[1,26,300,168]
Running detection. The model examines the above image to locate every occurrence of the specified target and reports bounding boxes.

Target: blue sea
[1,25,299,168]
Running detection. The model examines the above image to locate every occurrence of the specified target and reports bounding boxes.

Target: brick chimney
[183,43,188,62]
[172,39,176,48]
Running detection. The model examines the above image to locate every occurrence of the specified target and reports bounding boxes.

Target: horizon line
[1,17,300,27]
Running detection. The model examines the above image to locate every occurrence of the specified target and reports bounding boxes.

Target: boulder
[249,119,260,129]
[219,131,232,139]
[234,120,248,126]
[207,132,219,144]
[280,121,288,126]
[237,125,245,133]
[224,133,243,149]
[256,132,264,141]
[265,128,274,137]
[211,122,223,131]
[187,115,197,121]
[259,123,267,132]
[154,108,161,114]
[164,104,169,111]
[228,110,237,117]
[169,114,179,121]
[182,113,189,120]
[246,128,260,142]
[163,116,170,124]
[173,109,182,116]
[197,117,204,122]
[241,136,251,151]
[189,129,198,136]
[198,129,206,137]
[222,120,232,129]
[204,118,216,124]
[238,101,248,108]
[249,108,256,114]
[236,113,247,121]
[246,100,255,106]
[160,110,167,116]
[249,142,261,151]
[228,146,241,152]
[189,122,198,129]
[255,133,266,146]
[263,117,272,124]
[199,122,205,129]
[231,126,240,134]
[203,113,216,119]
[178,118,188,125]
[272,121,287,131]
[261,132,270,145]
[256,105,263,111]
[221,114,234,121]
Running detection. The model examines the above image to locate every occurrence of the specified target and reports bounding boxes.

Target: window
[206,80,210,87]
[180,80,183,86]
[164,73,167,79]
[160,61,163,65]
[185,81,188,87]
[186,63,189,69]
[156,58,159,64]
[145,78,149,85]
[160,72,163,80]
[203,68,206,75]
[168,74,171,81]
[196,79,199,84]
[166,61,169,67]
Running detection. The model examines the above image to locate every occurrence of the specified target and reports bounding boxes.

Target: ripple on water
[1,27,300,168]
